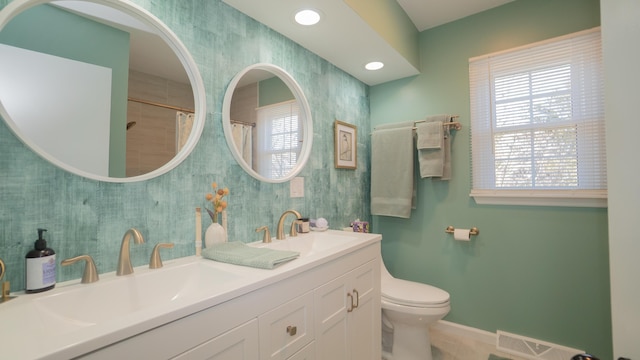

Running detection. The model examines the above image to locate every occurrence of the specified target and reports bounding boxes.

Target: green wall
[370,0,611,356]
[258,76,294,107]
[0,4,130,177]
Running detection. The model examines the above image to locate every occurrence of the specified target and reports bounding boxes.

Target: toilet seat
[382,277,450,307]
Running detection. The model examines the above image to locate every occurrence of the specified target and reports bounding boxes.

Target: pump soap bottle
[25,228,56,293]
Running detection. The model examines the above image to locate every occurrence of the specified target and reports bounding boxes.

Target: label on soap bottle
[26,255,56,290]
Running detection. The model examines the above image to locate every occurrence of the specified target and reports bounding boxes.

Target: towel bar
[371,116,462,134]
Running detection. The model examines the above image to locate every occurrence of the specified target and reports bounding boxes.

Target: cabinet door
[173,319,259,360]
[348,260,380,360]
[314,274,349,359]
[314,259,380,360]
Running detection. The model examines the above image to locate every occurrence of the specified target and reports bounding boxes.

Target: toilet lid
[381,277,450,307]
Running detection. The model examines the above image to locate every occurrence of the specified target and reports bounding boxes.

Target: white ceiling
[57,0,515,87]
[55,1,188,84]
[397,0,514,31]
[223,0,514,85]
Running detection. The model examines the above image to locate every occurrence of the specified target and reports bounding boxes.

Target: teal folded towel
[202,241,300,269]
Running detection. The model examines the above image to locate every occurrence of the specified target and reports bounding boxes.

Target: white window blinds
[256,100,301,179]
[469,28,606,207]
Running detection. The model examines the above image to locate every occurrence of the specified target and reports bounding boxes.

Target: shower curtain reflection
[231,121,253,167]
[177,111,194,153]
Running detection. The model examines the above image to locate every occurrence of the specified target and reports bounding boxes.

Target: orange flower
[205,181,229,223]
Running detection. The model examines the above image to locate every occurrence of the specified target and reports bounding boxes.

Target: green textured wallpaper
[370,0,611,357]
[0,0,370,293]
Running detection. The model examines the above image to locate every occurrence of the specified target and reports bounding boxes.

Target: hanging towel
[416,121,442,149]
[440,126,452,180]
[417,115,452,179]
[202,241,299,269]
[371,126,414,218]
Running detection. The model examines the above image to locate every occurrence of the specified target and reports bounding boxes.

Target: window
[469,28,606,207]
[256,100,301,179]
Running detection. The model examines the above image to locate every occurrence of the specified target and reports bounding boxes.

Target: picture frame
[334,120,357,169]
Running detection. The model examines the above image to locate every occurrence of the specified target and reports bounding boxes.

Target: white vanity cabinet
[78,240,380,360]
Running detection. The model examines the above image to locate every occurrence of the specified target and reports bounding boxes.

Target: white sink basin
[33,260,241,327]
[249,231,357,257]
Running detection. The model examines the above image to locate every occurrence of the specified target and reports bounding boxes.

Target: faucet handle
[256,226,271,243]
[61,255,99,284]
[290,220,301,237]
[0,258,11,303]
[149,243,174,269]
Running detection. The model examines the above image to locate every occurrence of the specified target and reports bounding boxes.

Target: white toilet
[380,259,450,360]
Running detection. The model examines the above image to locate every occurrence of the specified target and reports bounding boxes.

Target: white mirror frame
[0,0,206,183]
[222,63,313,183]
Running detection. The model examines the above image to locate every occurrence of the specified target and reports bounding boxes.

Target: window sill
[470,189,607,208]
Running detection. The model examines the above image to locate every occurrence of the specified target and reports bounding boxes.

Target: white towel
[371,126,414,218]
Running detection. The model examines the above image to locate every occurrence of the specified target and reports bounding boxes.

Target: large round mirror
[0,0,205,182]
[222,64,312,183]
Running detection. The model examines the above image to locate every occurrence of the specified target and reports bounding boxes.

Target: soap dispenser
[25,228,56,293]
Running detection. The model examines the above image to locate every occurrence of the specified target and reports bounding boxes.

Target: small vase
[205,222,227,248]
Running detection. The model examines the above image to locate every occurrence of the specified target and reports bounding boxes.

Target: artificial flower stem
[205,208,218,224]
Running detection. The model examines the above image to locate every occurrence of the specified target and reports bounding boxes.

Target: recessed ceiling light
[365,61,384,71]
[295,9,321,26]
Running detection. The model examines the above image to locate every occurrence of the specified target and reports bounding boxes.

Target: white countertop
[0,230,381,359]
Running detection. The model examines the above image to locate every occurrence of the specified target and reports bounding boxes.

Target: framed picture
[334,120,357,169]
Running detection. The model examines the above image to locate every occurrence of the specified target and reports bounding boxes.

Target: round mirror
[222,64,312,183]
[0,0,205,182]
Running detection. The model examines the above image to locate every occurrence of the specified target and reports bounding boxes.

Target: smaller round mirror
[222,64,313,183]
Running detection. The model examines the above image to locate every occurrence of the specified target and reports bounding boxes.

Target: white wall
[601,1,640,358]
[0,44,112,176]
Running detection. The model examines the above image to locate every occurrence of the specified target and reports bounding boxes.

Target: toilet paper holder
[445,226,479,236]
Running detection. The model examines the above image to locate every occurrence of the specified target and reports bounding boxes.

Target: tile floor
[430,326,530,360]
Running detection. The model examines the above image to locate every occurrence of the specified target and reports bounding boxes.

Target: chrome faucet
[116,228,145,276]
[276,210,302,240]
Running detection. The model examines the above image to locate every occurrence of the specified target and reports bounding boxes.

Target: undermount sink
[249,231,357,257]
[33,260,240,328]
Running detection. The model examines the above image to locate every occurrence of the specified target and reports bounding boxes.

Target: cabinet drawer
[259,291,314,360]
[288,341,315,360]
[172,319,258,360]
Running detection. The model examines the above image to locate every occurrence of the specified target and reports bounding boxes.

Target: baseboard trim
[430,320,497,346]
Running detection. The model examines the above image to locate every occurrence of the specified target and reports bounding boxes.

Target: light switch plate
[290,177,304,198]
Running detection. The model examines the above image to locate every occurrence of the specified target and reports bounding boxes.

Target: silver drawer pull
[286,325,297,336]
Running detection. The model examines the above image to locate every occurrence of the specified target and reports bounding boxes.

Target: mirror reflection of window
[256,101,300,178]
[223,64,313,183]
